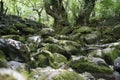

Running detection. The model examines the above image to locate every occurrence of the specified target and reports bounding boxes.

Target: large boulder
[80,33,99,44]
[69,59,112,73]
[0,38,29,62]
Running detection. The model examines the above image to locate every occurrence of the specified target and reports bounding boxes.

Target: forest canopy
[1,0,120,27]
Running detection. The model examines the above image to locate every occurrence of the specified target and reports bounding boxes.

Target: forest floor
[0,15,120,80]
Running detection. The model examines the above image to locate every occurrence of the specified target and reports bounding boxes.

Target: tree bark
[76,0,96,26]
[0,0,4,20]
[44,0,69,31]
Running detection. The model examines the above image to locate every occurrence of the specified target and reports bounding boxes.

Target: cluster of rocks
[0,15,120,80]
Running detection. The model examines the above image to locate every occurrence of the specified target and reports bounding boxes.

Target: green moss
[72,26,93,34]
[28,43,37,52]
[53,71,83,80]
[54,53,67,63]
[0,74,16,80]
[102,47,120,64]
[1,25,18,35]
[22,27,35,34]
[64,45,79,55]
[50,53,67,69]
[14,23,26,30]
[69,61,112,73]
[37,54,49,67]
[44,44,64,53]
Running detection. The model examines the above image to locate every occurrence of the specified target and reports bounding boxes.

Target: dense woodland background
[0,0,120,80]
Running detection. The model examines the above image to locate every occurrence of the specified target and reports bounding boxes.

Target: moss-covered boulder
[69,60,112,73]
[80,33,99,44]
[43,36,59,43]
[0,50,7,68]
[54,53,67,63]
[37,54,49,67]
[50,53,68,69]
[14,23,27,30]
[102,47,120,65]
[43,43,64,53]
[0,25,18,35]
[22,27,35,34]
[60,26,74,35]
[32,67,83,80]
[1,35,25,42]
[53,70,83,80]
[112,25,120,39]
[72,26,93,34]
[42,43,71,60]
[41,28,55,37]
[63,45,79,55]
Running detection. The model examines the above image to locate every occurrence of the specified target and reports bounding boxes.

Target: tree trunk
[44,0,69,31]
[0,0,4,20]
[76,0,96,26]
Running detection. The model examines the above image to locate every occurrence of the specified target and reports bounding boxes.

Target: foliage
[3,0,119,26]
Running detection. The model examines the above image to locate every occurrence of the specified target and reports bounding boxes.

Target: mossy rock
[41,28,54,37]
[22,27,35,34]
[60,26,74,35]
[0,50,7,68]
[43,36,58,43]
[63,45,79,55]
[43,44,71,60]
[50,53,68,69]
[0,74,16,80]
[37,54,49,67]
[69,60,112,73]
[1,35,25,42]
[112,25,120,39]
[0,50,6,61]
[80,33,99,44]
[59,40,80,47]
[28,43,38,52]
[53,71,83,80]
[55,35,70,40]
[54,53,67,63]
[72,26,93,34]
[44,44,65,53]
[102,48,120,65]
[14,23,27,30]
[0,25,18,35]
